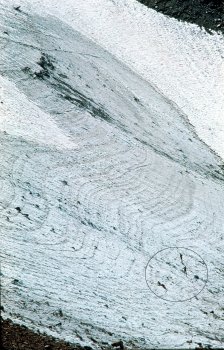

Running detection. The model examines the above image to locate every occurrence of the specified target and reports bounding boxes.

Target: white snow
[0,76,77,149]
[0,0,224,349]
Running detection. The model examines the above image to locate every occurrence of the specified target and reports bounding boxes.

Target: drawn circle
[145,246,208,302]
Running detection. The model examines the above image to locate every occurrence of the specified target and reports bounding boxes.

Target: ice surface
[0,1,224,349]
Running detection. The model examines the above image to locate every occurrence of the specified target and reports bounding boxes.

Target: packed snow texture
[0,0,224,349]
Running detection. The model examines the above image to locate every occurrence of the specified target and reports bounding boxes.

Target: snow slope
[0,1,224,349]
[3,0,224,159]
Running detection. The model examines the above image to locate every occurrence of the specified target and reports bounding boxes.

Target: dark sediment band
[137,0,224,33]
[1,318,90,350]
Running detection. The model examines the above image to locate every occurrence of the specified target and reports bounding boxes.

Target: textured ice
[0,1,224,349]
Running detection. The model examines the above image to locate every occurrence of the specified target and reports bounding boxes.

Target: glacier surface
[0,0,224,348]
